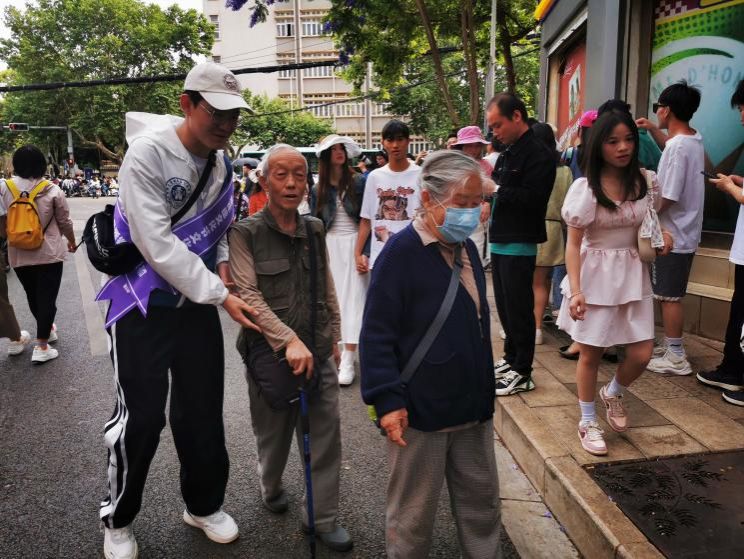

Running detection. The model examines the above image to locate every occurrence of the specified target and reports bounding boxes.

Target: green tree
[234,92,334,149]
[0,0,214,164]
[232,0,540,142]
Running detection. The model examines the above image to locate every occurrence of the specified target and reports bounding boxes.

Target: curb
[494,397,665,559]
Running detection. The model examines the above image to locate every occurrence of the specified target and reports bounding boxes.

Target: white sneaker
[47,324,58,344]
[646,349,692,376]
[338,350,356,386]
[103,525,138,559]
[652,339,666,358]
[31,346,59,364]
[183,509,239,544]
[7,330,31,355]
[535,329,544,345]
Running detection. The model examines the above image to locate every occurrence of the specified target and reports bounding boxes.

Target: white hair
[419,149,482,200]
[258,143,308,176]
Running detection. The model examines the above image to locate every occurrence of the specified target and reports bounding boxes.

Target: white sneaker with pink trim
[599,385,629,432]
[578,420,608,456]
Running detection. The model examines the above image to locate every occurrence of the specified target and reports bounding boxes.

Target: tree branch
[414,0,461,127]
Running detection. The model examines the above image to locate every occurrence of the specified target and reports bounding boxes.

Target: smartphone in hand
[701,170,717,179]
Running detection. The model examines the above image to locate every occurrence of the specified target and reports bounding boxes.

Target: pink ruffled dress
[556,177,657,347]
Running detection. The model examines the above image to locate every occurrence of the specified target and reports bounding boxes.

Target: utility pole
[484,0,497,130]
[364,62,373,149]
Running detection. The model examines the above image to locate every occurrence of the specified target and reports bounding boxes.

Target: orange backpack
[5,179,50,250]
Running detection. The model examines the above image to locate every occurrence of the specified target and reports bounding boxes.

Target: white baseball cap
[315,134,362,158]
[184,62,250,111]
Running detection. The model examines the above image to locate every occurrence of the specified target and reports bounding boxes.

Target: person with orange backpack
[0,145,76,363]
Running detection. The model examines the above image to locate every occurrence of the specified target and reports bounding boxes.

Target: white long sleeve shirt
[117,112,230,306]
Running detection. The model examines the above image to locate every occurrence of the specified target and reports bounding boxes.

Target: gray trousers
[246,357,342,532]
[0,266,21,340]
[386,421,502,559]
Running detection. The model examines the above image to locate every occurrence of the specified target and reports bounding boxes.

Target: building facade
[203,0,429,153]
[535,0,744,340]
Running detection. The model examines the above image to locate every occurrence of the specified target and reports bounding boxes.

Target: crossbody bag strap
[171,150,217,225]
[304,219,318,349]
[400,243,463,385]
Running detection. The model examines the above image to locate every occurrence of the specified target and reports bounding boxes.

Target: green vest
[232,208,334,361]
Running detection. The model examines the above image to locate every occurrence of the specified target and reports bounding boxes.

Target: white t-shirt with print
[657,132,705,253]
[360,162,421,268]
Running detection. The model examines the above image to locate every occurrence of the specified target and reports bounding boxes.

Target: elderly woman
[360,150,500,559]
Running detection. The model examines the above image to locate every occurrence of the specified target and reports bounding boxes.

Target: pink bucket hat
[453,125,489,146]
[579,110,598,128]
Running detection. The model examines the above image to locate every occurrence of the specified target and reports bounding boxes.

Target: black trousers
[14,262,63,340]
[491,253,536,375]
[720,264,744,380]
[100,304,229,529]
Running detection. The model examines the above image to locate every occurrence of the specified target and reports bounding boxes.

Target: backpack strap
[5,179,49,202]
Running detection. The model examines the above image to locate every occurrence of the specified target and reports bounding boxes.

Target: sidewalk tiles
[490,310,744,558]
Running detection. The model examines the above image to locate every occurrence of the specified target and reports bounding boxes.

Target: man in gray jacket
[98,62,258,559]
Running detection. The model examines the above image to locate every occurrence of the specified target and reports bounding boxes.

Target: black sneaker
[697,368,744,392]
[494,358,512,380]
[722,390,744,407]
[495,370,535,396]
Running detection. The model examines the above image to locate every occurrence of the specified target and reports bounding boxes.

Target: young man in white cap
[98,61,259,559]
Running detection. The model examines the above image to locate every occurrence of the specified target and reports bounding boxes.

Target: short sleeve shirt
[360,162,421,267]
[656,132,705,253]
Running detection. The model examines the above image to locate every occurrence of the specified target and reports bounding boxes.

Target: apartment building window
[276,22,294,37]
[307,104,334,118]
[302,20,323,37]
[336,103,364,117]
[278,66,295,79]
[210,15,220,40]
[303,65,334,78]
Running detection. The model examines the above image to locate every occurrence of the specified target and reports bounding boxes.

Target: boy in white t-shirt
[355,120,421,270]
[647,80,704,376]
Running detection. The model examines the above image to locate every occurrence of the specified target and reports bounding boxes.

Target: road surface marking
[73,247,109,356]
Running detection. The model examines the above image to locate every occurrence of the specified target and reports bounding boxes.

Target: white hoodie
[117,112,230,306]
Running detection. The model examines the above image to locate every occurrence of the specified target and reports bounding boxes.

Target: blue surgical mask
[434,204,482,243]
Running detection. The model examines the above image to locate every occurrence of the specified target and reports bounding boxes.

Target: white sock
[666,337,684,357]
[579,400,596,424]
[343,348,356,360]
[606,376,625,397]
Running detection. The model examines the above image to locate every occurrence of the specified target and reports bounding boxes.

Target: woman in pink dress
[557,111,672,456]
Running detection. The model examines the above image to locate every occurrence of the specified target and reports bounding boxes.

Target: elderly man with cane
[229,144,353,553]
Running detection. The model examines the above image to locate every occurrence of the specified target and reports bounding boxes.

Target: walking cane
[299,387,317,559]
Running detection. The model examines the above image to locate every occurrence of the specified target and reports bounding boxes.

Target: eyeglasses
[199,102,241,126]
[652,103,667,113]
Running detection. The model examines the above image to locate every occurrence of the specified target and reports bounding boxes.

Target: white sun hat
[315,134,363,158]
[184,62,250,111]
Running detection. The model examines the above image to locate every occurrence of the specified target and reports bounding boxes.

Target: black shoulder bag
[244,218,323,411]
[83,151,217,276]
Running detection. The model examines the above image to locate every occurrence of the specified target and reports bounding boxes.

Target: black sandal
[559,345,580,360]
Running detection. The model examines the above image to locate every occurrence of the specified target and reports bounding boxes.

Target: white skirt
[326,231,369,344]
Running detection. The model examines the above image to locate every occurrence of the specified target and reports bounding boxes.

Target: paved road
[0,197,519,559]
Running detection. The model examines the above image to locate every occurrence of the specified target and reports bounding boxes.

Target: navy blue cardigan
[360,224,495,432]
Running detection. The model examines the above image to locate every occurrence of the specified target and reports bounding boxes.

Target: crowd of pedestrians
[2,59,743,559]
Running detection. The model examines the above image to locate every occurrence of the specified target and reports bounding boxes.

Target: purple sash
[96,174,235,328]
